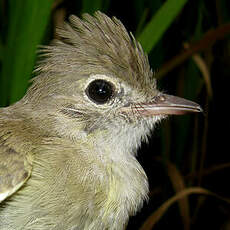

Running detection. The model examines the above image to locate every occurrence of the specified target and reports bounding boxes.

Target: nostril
[158,95,166,102]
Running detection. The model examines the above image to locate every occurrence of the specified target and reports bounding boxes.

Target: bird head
[22,11,201,153]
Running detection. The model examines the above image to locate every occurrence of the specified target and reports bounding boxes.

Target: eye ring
[85,79,115,104]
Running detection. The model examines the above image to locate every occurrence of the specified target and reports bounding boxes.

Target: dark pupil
[87,79,113,104]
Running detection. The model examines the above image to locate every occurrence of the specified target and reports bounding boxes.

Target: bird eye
[86,79,114,104]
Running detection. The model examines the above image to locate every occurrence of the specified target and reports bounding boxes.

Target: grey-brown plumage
[0,11,201,230]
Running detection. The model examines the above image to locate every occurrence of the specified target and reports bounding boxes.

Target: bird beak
[128,94,202,116]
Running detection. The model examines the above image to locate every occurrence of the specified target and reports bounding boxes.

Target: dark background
[1,0,230,229]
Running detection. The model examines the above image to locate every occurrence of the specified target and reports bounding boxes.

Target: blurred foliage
[0,0,230,229]
[0,0,54,106]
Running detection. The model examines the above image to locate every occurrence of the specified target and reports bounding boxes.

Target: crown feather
[35,11,155,93]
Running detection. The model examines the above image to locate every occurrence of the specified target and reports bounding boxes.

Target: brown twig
[157,23,230,78]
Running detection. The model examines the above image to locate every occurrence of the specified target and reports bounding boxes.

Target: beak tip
[198,106,203,113]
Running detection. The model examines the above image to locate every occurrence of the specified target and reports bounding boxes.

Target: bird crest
[36,11,155,93]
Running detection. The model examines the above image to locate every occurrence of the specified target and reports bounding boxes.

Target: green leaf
[81,0,109,14]
[0,0,54,106]
[0,39,2,62]
[138,0,188,53]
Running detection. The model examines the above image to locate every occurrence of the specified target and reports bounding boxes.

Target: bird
[0,11,202,230]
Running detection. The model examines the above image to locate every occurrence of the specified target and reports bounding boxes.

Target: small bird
[0,11,201,230]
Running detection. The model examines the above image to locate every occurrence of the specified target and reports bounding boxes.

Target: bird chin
[116,114,167,155]
[133,114,167,128]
